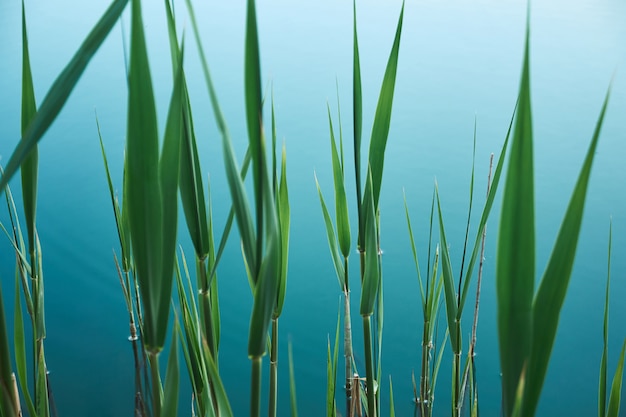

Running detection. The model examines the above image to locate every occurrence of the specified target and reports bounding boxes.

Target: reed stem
[269,318,278,417]
[250,356,262,417]
[363,315,376,417]
[148,352,162,417]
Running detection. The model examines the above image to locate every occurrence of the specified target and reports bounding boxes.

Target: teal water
[0,1,625,416]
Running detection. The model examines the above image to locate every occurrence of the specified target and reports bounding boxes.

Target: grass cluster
[0,1,622,417]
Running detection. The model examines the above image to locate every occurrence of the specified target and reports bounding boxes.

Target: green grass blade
[21,0,39,260]
[389,376,395,417]
[126,0,164,351]
[458,108,515,316]
[0,0,128,194]
[367,1,404,212]
[222,132,257,283]
[0,285,17,417]
[496,22,534,417]
[96,117,131,271]
[35,344,49,417]
[435,185,459,352]
[525,87,611,417]
[248,193,280,358]
[606,340,626,417]
[353,0,363,249]
[275,143,291,316]
[14,269,35,417]
[359,169,379,317]
[599,220,612,417]
[289,340,299,417]
[165,0,210,261]
[158,43,185,352]
[162,326,180,417]
[328,104,351,259]
[315,174,345,288]
[403,190,426,312]
[245,0,264,268]
[202,341,234,417]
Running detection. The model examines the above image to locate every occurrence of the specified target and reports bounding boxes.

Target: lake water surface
[0,1,625,416]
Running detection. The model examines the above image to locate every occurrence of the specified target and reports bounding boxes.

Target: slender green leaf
[435,185,459,352]
[599,220,612,417]
[328,104,351,258]
[245,0,264,269]
[525,87,611,416]
[289,340,299,417]
[403,190,425,312]
[203,339,234,417]
[162,327,180,417]
[458,107,515,316]
[367,1,404,212]
[353,0,363,249]
[126,0,164,351]
[275,143,291,316]
[248,192,281,358]
[496,22,534,417]
[389,376,395,417]
[315,173,345,288]
[21,0,39,260]
[14,267,35,417]
[360,170,379,317]
[606,340,626,417]
[0,0,129,194]
[35,345,49,417]
[0,284,17,417]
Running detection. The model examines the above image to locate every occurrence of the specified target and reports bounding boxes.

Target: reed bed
[0,1,621,417]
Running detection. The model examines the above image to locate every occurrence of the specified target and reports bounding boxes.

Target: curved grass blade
[162,327,180,417]
[0,0,129,194]
[14,268,36,417]
[314,173,345,288]
[360,169,379,317]
[0,286,18,417]
[245,0,265,269]
[21,0,39,261]
[599,220,612,417]
[524,86,611,417]
[435,185,459,351]
[288,340,299,417]
[403,190,425,311]
[389,376,396,417]
[458,107,515,317]
[367,0,404,212]
[328,104,351,259]
[353,0,363,247]
[606,341,626,417]
[496,21,534,417]
[275,143,290,316]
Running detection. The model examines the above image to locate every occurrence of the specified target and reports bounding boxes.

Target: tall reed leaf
[497,23,534,417]
[245,0,265,264]
[435,185,460,351]
[315,174,345,287]
[0,0,128,194]
[275,143,291,316]
[328,105,350,259]
[162,328,180,417]
[606,341,626,417]
[126,0,182,351]
[0,285,17,417]
[367,1,404,212]
[352,0,363,235]
[524,88,611,416]
[599,221,612,417]
[20,0,38,259]
[360,171,380,317]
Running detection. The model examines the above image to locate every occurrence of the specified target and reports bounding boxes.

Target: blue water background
[0,0,625,416]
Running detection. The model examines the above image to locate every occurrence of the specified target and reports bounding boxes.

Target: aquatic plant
[0,1,621,417]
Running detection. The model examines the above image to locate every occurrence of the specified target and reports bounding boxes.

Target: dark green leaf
[524,87,611,417]
[496,23,534,417]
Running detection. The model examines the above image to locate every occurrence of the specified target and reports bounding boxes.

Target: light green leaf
[328,105,351,259]
[0,0,129,194]
[162,327,180,417]
[367,1,404,212]
[606,340,626,417]
[315,174,345,288]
